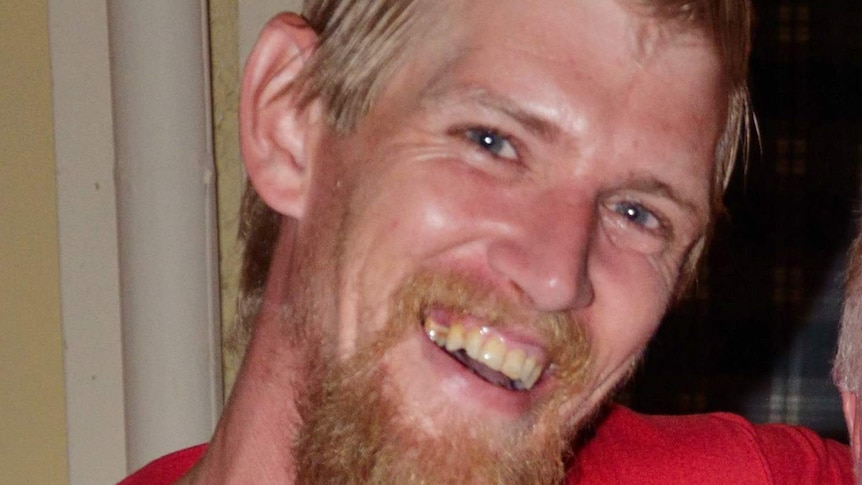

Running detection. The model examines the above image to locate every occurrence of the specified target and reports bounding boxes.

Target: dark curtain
[626,1,862,441]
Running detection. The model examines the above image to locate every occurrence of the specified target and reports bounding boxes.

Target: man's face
[286,0,725,481]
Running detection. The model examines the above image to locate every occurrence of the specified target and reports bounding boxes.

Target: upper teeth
[424,316,544,390]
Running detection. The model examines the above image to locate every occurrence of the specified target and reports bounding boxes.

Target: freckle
[95,182,100,190]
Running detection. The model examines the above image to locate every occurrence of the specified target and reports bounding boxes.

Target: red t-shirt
[120,406,854,484]
[119,444,205,485]
[569,406,853,484]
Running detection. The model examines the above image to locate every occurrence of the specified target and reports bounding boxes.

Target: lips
[422,314,546,391]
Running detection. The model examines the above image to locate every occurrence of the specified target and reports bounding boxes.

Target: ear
[842,391,861,462]
[240,12,321,217]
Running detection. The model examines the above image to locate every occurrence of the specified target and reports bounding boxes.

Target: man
[122,0,852,483]
[835,229,862,480]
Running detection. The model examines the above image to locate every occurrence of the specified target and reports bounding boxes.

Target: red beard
[293,270,592,484]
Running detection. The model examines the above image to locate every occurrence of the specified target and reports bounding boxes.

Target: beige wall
[210,0,244,393]
[0,1,70,484]
[0,0,282,479]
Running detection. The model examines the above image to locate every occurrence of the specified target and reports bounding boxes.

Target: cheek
[340,166,482,304]
[356,166,492,259]
[585,231,673,375]
[335,174,486,357]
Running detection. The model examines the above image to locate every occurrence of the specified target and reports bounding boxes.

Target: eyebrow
[420,82,563,144]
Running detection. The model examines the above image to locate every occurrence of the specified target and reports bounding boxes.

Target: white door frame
[50,1,222,482]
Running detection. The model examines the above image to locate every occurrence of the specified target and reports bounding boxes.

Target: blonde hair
[834,227,862,392]
[235,0,755,342]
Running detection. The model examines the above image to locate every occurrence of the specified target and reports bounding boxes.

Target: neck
[179,313,311,484]
[178,220,324,484]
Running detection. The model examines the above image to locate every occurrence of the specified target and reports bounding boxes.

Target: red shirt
[120,406,853,484]
[569,406,853,484]
[119,444,205,485]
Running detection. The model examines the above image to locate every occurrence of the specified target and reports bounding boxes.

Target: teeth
[464,327,483,358]
[445,322,464,352]
[423,316,544,390]
[480,336,506,370]
[522,357,541,389]
[425,317,448,346]
[500,348,526,381]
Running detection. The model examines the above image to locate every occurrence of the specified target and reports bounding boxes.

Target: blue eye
[466,128,518,160]
[614,201,660,230]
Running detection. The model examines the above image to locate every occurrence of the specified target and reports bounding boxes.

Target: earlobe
[240,12,321,217]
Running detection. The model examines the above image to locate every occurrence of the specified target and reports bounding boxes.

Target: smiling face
[256,0,726,482]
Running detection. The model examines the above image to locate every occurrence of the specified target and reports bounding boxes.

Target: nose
[486,189,594,312]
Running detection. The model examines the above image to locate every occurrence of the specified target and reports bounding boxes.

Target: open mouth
[423,314,546,391]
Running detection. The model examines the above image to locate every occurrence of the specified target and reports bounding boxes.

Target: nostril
[504,277,531,305]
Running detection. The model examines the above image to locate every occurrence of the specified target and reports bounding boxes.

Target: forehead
[373,0,725,179]
[390,0,724,120]
[439,0,722,101]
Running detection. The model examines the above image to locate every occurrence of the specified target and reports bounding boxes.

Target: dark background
[626,1,862,441]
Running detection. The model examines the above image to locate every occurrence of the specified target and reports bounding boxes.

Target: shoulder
[567,405,853,485]
[118,444,207,485]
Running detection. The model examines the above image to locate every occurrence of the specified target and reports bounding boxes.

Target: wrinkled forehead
[422,0,723,92]
[418,0,721,77]
[366,0,726,149]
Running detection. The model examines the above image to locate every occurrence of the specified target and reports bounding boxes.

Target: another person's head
[835,229,862,475]
[226,1,753,482]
